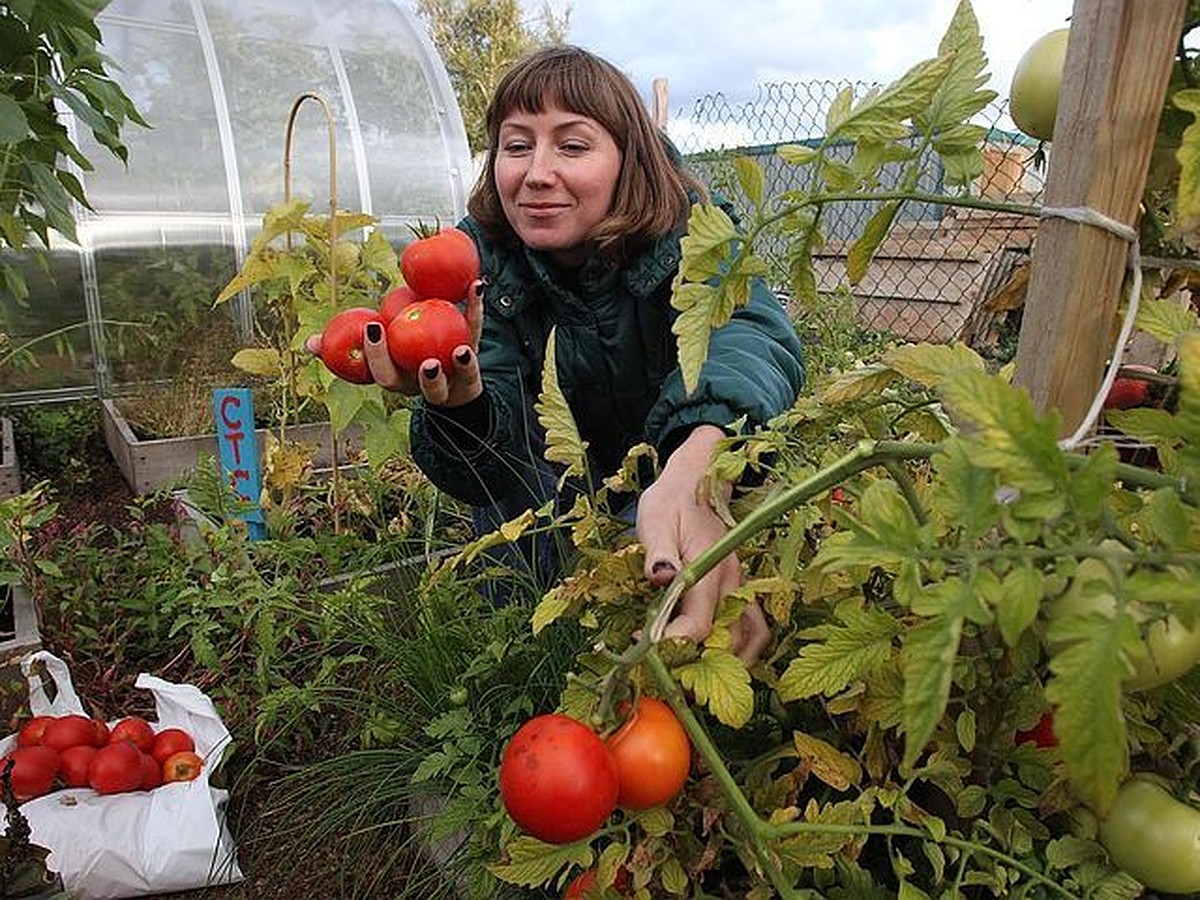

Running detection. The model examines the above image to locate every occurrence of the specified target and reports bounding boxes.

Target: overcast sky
[530,0,1075,144]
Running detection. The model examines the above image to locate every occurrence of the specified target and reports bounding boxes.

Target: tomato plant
[1,746,58,801]
[42,715,97,752]
[385,299,471,375]
[498,714,618,845]
[59,744,96,788]
[1009,27,1068,141]
[162,750,203,783]
[399,228,479,302]
[88,741,143,794]
[318,307,384,385]
[109,716,156,753]
[378,284,418,322]
[605,696,691,811]
[151,727,195,765]
[16,715,53,748]
[1098,777,1200,894]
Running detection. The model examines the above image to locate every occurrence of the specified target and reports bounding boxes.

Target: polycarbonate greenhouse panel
[0,0,470,400]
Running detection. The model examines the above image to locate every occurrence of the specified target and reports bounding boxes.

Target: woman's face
[494,103,622,266]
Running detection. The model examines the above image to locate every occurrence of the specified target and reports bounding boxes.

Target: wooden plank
[1012,0,1185,435]
[652,77,669,129]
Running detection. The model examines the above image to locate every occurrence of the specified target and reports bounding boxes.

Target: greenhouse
[0,0,472,401]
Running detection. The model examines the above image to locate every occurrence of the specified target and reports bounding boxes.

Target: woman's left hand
[636,425,769,665]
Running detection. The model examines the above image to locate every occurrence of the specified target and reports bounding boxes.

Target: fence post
[652,77,669,129]
[1012,0,1184,436]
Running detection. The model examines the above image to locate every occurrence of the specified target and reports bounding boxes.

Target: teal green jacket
[410,214,805,508]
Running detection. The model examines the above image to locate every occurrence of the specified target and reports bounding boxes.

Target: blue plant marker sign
[213,388,266,540]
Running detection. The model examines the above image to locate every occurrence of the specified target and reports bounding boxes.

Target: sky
[535,0,1076,145]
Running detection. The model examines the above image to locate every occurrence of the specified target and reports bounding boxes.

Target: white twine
[1035,205,1143,451]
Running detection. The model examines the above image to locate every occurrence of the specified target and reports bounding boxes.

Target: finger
[419,358,449,405]
[363,320,415,393]
[731,602,770,666]
[448,344,484,406]
[662,552,740,645]
[637,497,681,584]
[465,279,484,347]
[305,333,322,356]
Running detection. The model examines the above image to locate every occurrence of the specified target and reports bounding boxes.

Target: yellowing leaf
[1171,88,1200,246]
[816,365,899,404]
[674,648,753,728]
[230,347,282,378]
[488,836,592,888]
[847,201,901,286]
[792,730,863,790]
[535,329,588,480]
[734,155,765,209]
[884,342,985,387]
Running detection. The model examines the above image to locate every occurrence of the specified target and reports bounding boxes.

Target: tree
[0,0,147,304]
[415,0,569,153]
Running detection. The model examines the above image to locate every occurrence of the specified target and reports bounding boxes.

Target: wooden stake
[1012,0,1184,436]
[652,77,669,129]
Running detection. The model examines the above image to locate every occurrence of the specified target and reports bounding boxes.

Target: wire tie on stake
[1036,204,1143,451]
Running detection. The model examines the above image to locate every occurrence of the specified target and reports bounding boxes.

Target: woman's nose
[523,146,556,185]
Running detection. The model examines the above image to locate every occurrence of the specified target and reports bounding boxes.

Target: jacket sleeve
[409,303,548,508]
[644,277,805,455]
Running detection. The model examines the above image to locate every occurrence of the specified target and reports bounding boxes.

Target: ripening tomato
[498,714,618,845]
[151,727,196,765]
[399,228,479,303]
[1014,710,1058,749]
[1103,376,1153,410]
[42,714,98,752]
[108,716,155,753]
[385,299,471,375]
[378,284,419,323]
[1009,28,1068,141]
[88,740,143,795]
[1098,777,1200,895]
[0,746,59,801]
[162,750,203,783]
[318,307,385,385]
[605,696,691,810]
[59,744,97,788]
[563,865,630,898]
[16,715,54,748]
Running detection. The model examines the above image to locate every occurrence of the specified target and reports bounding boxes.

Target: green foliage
[7,400,104,488]
[0,0,146,301]
[415,0,570,153]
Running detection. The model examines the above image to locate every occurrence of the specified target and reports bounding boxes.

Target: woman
[327,45,805,661]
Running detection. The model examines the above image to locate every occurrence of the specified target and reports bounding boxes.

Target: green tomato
[1098,777,1200,894]
[1009,28,1069,141]
[1049,550,1200,691]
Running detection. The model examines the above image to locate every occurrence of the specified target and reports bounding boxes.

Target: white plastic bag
[1,650,245,899]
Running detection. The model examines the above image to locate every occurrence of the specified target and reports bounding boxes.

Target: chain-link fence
[666,80,1046,346]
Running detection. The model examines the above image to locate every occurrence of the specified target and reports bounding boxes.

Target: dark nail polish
[651,560,677,576]
[365,322,383,344]
[454,347,472,365]
[422,362,440,379]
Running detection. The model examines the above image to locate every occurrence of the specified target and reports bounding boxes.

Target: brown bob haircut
[467,45,707,258]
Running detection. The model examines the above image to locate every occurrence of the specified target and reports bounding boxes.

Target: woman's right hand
[304,280,484,408]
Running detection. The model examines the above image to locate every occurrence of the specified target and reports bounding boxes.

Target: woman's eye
[561,141,588,154]
[502,140,531,154]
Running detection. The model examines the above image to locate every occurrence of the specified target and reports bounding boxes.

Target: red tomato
[42,714,97,752]
[162,750,203,783]
[16,715,54,748]
[399,228,479,302]
[88,741,143,795]
[138,752,163,790]
[1103,376,1152,410]
[564,866,630,898]
[318,307,384,385]
[385,299,471,375]
[59,744,97,787]
[498,714,618,845]
[605,696,691,810]
[1014,710,1058,749]
[151,727,196,765]
[378,284,419,322]
[0,746,59,801]
[108,716,155,754]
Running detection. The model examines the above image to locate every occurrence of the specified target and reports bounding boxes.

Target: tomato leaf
[535,329,589,481]
[1134,297,1200,344]
[847,201,901,286]
[488,836,593,888]
[673,648,754,728]
[229,347,281,378]
[1170,87,1200,245]
[884,341,987,386]
[777,601,901,701]
[793,730,863,790]
[826,55,953,143]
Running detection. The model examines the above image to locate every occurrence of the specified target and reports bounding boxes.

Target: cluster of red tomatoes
[499,696,691,850]
[318,228,479,385]
[3,714,203,801]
